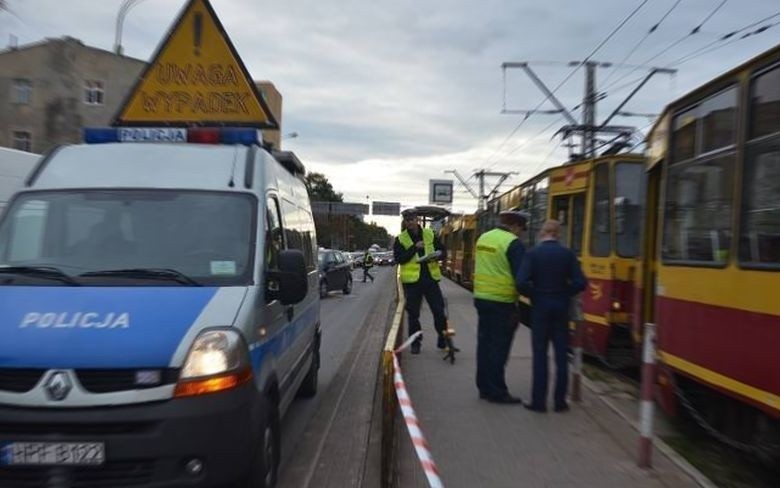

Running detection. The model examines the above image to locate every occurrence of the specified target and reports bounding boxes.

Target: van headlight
[175,329,252,398]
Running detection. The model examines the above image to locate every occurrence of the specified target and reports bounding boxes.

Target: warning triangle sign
[113,0,278,129]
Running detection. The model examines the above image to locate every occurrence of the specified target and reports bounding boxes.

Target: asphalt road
[277,264,394,480]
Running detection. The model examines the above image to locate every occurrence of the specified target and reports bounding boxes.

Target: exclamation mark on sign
[193,12,203,56]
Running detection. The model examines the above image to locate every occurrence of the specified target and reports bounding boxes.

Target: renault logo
[45,371,72,401]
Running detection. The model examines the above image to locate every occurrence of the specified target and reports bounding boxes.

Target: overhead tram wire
[601,0,684,87]
[605,10,780,98]
[486,0,651,169]
[596,9,780,112]
[488,114,570,172]
[482,0,651,170]
[603,0,729,93]
[666,10,780,66]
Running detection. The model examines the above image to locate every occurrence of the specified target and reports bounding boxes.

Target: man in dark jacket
[517,220,587,413]
[393,209,447,354]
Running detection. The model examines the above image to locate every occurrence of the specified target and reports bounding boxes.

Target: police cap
[499,209,530,227]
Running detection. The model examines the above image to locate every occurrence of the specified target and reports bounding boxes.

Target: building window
[84,80,105,105]
[12,79,32,105]
[12,131,32,152]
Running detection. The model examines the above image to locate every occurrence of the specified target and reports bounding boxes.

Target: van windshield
[0,190,256,286]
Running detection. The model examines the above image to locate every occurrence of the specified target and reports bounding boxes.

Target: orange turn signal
[174,369,252,398]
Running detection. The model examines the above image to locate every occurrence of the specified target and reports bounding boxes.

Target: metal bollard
[571,320,584,403]
[638,322,657,469]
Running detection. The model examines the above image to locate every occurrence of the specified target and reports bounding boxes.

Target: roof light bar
[83,127,262,146]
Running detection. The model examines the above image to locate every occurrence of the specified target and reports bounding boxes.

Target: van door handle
[286,306,294,322]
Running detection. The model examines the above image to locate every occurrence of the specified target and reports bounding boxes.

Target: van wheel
[247,398,279,488]
[319,280,328,299]
[343,276,352,295]
[297,346,319,398]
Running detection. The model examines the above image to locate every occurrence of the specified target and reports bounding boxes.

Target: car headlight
[175,329,252,398]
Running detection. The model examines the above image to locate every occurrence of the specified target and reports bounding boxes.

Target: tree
[305,172,343,203]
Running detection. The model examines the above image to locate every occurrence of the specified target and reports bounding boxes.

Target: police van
[0,127,321,487]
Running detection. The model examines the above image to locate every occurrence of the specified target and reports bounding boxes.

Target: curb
[581,376,719,488]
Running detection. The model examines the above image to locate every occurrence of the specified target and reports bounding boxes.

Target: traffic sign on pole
[113,0,278,128]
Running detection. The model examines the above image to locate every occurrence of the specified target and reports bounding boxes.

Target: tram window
[590,164,611,257]
[739,139,780,267]
[615,163,643,257]
[701,87,737,153]
[530,178,549,246]
[663,155,734,264]
[751,65,780,139]
[571,194,585,256]
[553,196,570,248]
[673,107,697,162]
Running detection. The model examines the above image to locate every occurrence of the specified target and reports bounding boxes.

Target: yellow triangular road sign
[113,0,278,129]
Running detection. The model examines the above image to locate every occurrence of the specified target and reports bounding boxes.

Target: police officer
[473,210,529,404]
[362,250,375,283]
[393,208,447,354]
[517,220,587,413]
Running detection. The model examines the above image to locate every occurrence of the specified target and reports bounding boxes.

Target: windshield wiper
[0,266,81,286]
[79,268,202,286]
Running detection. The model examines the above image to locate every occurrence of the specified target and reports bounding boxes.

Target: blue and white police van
[0,127,321,487]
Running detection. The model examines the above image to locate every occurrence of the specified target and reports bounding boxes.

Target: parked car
[318,249,353,297]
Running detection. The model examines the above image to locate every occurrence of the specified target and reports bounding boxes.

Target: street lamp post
[114,0,147,55]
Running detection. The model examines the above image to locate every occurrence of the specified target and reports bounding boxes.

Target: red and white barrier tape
[394,331,444,488]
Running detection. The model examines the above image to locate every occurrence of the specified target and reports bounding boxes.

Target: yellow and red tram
[644,45,780,438]
[438,44,780,449]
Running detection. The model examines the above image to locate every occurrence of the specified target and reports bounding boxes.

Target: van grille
[0,460,155,487]
[76,369,179,393]
[0,369,44,393]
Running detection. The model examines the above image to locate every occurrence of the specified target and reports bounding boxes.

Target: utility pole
[582,61,597,158]
[446,169,517,211]
[501,61,675,160]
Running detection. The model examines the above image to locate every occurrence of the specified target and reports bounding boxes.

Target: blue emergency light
[83,127,262,146]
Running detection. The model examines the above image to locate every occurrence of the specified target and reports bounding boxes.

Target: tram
[643,45,780,449]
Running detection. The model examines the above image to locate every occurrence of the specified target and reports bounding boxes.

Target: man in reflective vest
[393,208,447,354]
[517,220,587,413]
[473,210,529,404]
[362,251,375,283]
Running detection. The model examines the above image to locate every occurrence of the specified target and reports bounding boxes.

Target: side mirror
[266,249,308,305]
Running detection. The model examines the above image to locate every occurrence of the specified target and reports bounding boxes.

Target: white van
[0,147,40,213]
[0,128,320,487]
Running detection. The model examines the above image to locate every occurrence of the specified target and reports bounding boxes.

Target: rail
[381,272,406,488]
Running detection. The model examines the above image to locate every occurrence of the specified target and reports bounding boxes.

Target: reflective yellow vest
[474,228,518,303]
[398,228,441,283]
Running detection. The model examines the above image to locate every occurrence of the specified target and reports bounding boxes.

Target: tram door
[551,193,585,254]
[641,165,662,325]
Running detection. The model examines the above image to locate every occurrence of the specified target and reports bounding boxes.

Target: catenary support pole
[638,322,657,468]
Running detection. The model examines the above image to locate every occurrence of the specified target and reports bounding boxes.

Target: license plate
[0,442,105,466]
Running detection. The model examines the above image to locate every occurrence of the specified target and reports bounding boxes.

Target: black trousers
[530,295,570,408]
[362,266,374,282]
[475,299,519,399]
[403,279,447,344]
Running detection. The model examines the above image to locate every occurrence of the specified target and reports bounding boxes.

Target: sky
[1,0,779,233]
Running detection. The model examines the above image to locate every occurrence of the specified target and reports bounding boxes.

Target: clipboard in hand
[416,250,442,263]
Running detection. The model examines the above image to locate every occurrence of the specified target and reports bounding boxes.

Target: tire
[246,397,280,488]
[319,280,328,299]
[297,344,319,398]
[343,275,352,295]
